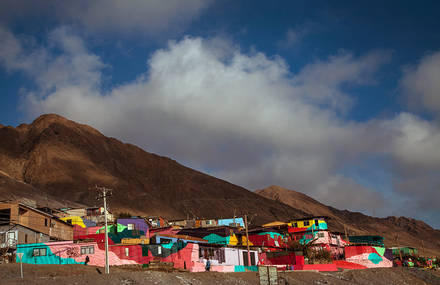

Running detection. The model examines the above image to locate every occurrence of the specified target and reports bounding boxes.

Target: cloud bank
[1,27,439,227]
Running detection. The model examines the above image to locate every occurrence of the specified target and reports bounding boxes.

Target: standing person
[205,258,211,271]
[85,255,90,266]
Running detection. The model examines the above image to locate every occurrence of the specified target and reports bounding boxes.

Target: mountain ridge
[256,185,440,256]
[0,114,306,223]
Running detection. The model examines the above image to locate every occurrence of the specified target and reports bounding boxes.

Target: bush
[309,248,332,264]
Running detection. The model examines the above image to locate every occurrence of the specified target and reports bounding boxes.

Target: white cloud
[1,27,439,226]
[401,51,440,117]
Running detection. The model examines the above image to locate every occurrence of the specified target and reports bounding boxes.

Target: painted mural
[345,246,393,268]
[16,240,262,272]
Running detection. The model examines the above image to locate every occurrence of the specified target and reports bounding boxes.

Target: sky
[0,1,439,228]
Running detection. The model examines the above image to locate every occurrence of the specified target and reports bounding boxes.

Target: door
[250,252,256,266]
[242,251,249,266]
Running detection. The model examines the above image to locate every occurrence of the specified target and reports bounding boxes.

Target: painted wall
[217,218,244,227]
[345,246,393,268]
[258,251,297,265]
[117,219,149,238]
[60,216,87,228]
[247,231,287,249]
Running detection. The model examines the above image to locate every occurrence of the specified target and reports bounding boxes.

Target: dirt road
[1,264,439,285]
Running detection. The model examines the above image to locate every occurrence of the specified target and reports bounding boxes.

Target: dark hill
[0,114,306,223]
[256,185,440,256]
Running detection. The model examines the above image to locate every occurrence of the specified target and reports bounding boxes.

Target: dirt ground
[0,264,439,285]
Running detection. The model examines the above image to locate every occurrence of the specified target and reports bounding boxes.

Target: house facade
[0,202,73,244]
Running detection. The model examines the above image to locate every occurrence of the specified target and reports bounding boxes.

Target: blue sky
[1,1,439,228]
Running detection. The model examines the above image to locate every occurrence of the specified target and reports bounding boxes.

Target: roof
[0,202,73,227]
[155,233,208,243]
[290,216,331,221]
[262,221,288,227]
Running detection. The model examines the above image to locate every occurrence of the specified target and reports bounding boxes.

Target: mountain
[256,185,440,256]
[1,114,438,256]
[0,114,306,223]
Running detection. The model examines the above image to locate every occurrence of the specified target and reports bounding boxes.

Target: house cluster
[0,199,434,272]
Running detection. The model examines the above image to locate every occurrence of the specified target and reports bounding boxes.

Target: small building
[146,216,168,228]
[348,235,385,247]
[217,218,244,228]
[0,202,73,242]
[0,202,73,262]
[57,207,114,226]
[390,246,418,257]
[287,216,329,234]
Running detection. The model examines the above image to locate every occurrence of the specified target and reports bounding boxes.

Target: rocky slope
[256,185,440,256]
[0,114,306,223]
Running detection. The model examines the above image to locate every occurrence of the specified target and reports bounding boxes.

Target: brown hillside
[0,114,306,223]
[256,185,440,256]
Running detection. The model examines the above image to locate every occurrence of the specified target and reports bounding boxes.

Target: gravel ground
[1,264,439,285]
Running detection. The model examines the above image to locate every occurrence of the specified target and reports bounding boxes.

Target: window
[315,220,319,226]
[8,232,16,246]
[125,247,129,257]
[25,234,28,243]
[81,246,94,255]
[127,224,134,230]
[292,222,297,228]
[303,221,310,226]
[317,233,325,238]
[8,232,15,239]
[45,219,48,227]
[160,238,172,244]
[33,248,47,256]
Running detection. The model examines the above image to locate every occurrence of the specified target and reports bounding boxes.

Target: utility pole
[244,214,251,266]
[396,234,402,261]
[95,185,112,274]
[344,225,348,241]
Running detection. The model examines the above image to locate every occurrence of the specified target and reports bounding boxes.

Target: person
[85,255,90,266]
[205,258,211,271]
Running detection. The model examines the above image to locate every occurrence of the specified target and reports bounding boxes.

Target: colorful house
[246,228,287,249]
[116,218,150,238]
[146,216,168,228]
[288,217,328,235]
